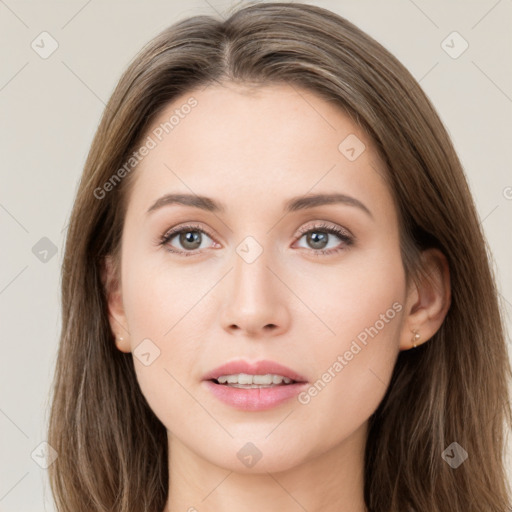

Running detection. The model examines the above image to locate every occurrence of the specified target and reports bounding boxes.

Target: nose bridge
[233,238,271,291]
[231,235,275,307]
[221,234,289,336]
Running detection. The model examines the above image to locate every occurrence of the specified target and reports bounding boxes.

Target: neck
[164,422,368,512]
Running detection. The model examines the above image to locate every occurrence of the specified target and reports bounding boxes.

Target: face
[108,82,411,473]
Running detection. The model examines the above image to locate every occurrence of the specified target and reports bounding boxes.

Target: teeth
[216,373,294,385]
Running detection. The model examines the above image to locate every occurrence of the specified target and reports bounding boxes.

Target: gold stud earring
[411,329,420,348]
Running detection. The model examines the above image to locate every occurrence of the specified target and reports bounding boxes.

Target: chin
[198,436,313,475]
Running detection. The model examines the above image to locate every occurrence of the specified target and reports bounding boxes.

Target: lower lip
[203,380,308,411]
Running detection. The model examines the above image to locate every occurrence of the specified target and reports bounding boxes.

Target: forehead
[126,82,391,218]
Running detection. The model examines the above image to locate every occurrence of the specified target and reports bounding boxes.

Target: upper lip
[203,359,308,383]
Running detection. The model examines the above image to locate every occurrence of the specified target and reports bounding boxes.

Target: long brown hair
[48,2,512,511]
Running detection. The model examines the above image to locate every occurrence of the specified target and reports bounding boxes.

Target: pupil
[308,231,328,249]
[180,231,201,249]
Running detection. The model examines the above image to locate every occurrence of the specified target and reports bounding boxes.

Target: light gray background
[0,0,511,510]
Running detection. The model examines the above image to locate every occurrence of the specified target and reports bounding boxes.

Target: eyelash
[157,222,354,257]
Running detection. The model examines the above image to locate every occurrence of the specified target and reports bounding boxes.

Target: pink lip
[202,359,309,412]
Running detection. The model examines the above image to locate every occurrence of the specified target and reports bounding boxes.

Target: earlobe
[102,254,131,353]
[115,335,130,353]
[399,248,451,351]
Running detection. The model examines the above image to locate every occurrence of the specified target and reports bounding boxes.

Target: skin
[105,82,450,512]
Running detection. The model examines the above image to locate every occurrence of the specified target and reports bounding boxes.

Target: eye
[293,222,354,255]
[158,221,354,257]
[159,224,217,256]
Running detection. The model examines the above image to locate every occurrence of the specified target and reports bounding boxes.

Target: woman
[47,2,512,511]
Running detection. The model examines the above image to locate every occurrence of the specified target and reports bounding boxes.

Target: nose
[220,247,291,338]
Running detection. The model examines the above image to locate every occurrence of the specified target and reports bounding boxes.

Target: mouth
[202,360,308,411]
[211,372,298,388]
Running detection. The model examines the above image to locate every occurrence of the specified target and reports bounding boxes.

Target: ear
[101,254,131,353]
[399,248,451,351]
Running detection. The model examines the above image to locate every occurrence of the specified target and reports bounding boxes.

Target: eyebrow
[146,192,373,218]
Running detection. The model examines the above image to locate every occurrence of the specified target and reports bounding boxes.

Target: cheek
[297,237,405,348]
[121,246,208,340]
[120,253,213,429]
[290,248,405,452]
[288,244,406,418]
